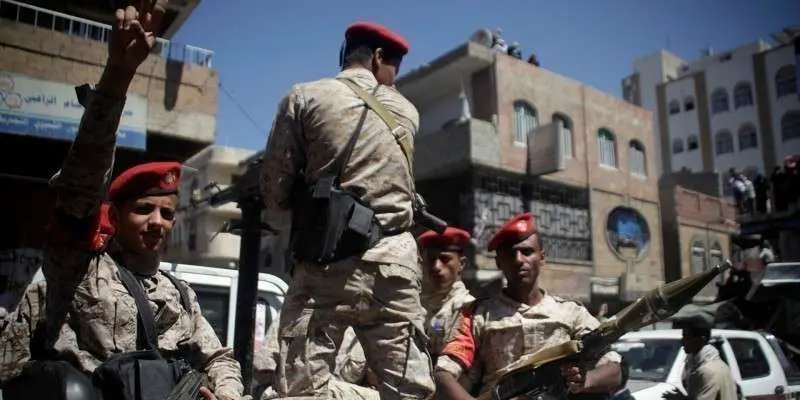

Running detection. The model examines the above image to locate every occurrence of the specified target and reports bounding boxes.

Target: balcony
[0,0,213,67]
[414,118,499,181]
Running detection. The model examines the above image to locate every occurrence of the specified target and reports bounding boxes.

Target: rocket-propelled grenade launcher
[482,259,734,400]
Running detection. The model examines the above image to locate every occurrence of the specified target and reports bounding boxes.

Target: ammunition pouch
[290,175,384,264]
[92,351,192,400]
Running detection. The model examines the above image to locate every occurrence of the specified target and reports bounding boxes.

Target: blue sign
[0,71,148,150]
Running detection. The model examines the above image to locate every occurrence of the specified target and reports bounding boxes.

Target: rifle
[414,193,447,234]
[167,369,208,400]
[479,259,734,400]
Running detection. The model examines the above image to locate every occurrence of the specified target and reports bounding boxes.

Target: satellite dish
[469,28,493,47]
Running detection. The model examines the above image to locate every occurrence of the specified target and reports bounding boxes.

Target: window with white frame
[628,140,646,177]
[734,82,754,108]
[715,130,734,155]
[513,101,538,144]
[672,138,684,154]
[738,124,759,150]
[687,135,699,151]
[598,129,617,167]
[669,99,680,115]
[691,240,707,274]
[554,113,573,158]
[709,242,723,268]
[781,111,800,142]
[711,88,729,114]
[776,65,797,98]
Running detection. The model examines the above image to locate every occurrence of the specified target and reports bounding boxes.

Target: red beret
[345,21,409,56]
[487,212,537,252]
[418,227,471,251]
[109,161,181,203]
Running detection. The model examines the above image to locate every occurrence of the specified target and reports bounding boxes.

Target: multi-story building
[623,28,800,197]
[397,32,665,308]
[0,0,218,293]
[166,145,255,269]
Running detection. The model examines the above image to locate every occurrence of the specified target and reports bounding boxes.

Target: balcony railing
[0,0,213,68]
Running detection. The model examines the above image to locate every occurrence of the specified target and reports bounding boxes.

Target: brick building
[659,172,738,303]
[396,37,664,306]
[0,0,217,292]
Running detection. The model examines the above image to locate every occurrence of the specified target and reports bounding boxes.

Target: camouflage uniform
[422,280,474,358]
[0,88,244,398]
[436,290,622,398]
[260,67,433,399]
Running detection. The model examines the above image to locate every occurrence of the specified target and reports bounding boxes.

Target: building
[658,172,738,303]
[396,32,665,307]
[0,0,218,293]
[166,145,255,269]
[622,28,800,197]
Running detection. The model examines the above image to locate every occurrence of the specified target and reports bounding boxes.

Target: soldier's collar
[337,67,379,87]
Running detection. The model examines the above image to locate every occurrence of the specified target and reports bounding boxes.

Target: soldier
[434,212,623,399]
[259,21,435,399]
[254,316,379,399]
[0,2,245,399]
[418,227,475,359]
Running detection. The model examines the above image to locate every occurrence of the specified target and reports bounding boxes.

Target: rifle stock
[478,259,733,400]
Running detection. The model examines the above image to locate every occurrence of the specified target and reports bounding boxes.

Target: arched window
[598,128,617,167]
[737,124,759,150]
[628,140,646,176]
[672,138,684,154]
[669,99,680,115]
[709,242,723,269]
[715,130,734,155]
[513,101,538,144]
[711,88,729,114]
[781,111,800,142]
[553,113,573,158]
[733,82,754,108]
[687,135,699,151]
[691,239,707,274]
[684,96,695,111]
[776,65,797,98]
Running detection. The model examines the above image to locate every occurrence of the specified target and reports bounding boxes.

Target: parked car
[611,329,800,400]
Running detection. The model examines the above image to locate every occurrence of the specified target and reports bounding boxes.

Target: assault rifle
[479,259,734,400]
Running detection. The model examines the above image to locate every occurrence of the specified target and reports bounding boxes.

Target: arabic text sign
[0,71,147,149]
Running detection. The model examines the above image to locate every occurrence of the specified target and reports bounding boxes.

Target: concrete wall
[0,21,219,143]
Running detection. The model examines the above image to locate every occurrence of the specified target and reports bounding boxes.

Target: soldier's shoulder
[379,85,418,117]
[550,294,589,310]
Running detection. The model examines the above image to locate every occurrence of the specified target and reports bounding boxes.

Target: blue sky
[173,0,798,152]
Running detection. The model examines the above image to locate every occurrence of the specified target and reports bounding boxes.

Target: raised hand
[107,0,167,74]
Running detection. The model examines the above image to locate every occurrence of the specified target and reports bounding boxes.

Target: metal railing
[0,0,214,68]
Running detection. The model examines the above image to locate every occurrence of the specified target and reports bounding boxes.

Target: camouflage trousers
[272,258,435,400]
[261,380,380,400]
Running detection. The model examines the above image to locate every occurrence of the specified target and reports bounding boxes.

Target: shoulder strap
[338,78,415,181]
[161,271,192,313]
[325,83,377,182]
[117,266,158,351]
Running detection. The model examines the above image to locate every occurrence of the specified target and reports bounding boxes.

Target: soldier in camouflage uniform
[259,21,434,400]
[0,2,245,399]
[434,213,623,400]
[255,318,379,399]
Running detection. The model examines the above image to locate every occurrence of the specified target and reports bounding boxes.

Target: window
[733,82,753,109]
[628,140,646,177]
[738,124,759,150]
[687,135,699,151]
[554,113,573,158]
[598,129,617,167]
[775,65,797,98]
[729,338,770,379]
[513,101,538,144]
[715,130,734,155]
[193,284,230,343]
[684,96,695,111]
[711,88,729,114]
[709,242,723,269]
[690,240,707,274]
[669,99,680,115]
[672,138,684,154]
[782,111,800,142]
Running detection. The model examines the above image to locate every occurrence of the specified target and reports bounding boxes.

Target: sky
[172,0,800,152]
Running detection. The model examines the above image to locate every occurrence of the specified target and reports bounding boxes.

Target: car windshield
[611,338,683,382]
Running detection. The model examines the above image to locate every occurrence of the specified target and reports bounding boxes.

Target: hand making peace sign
[107,0,168,74]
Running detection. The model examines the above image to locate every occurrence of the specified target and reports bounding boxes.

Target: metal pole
[232,197,263,393]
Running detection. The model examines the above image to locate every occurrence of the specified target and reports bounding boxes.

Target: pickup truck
[611,329,800,400]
